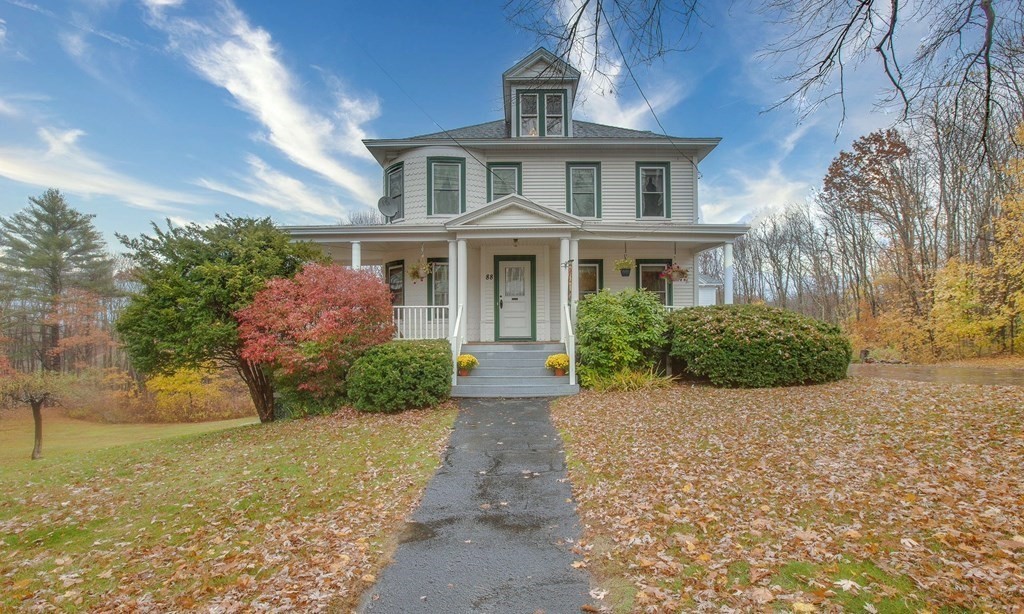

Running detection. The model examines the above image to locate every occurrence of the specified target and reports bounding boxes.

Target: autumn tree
[0,189,114,372]
[116,216,324,423]
[236,263,395,406]
[0,370,69,459]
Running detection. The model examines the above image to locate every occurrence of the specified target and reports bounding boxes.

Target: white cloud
[555,0,689,129]
[143,0,379,205]
[0,98,17,117]
[0,18,7,46]
[197,155,346,218]
[0,126,203,212]
[701,162,812,224]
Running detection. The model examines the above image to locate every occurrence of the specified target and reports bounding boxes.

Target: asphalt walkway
[360,398,594,613]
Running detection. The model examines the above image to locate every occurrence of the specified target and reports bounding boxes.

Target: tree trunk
[31,400,44,460]
[237,358,275,423]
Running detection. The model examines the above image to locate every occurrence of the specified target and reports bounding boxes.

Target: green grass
[0,406,457,611]
[0,410,257,464]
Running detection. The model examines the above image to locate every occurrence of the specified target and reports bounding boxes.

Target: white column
[559,237,569,342]
[569,238,580,319]
[447,240,458,336]
[724,242,734,305]
[351,241,361,269]
[457,239,468,340]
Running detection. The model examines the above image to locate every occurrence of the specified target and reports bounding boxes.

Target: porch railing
[392,306,449,340]
[563,303,576,386]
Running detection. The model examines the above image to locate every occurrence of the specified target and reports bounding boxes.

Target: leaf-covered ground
[0,405,457,612]
[552,378,1024,612]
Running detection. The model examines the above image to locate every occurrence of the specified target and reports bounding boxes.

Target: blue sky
[0,0,898,247]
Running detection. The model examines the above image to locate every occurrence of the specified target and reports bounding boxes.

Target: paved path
[360,398,593,613]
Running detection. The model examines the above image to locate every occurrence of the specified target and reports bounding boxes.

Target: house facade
[286,48,748,391]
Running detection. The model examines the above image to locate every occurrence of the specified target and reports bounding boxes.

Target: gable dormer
[502,48,581,138]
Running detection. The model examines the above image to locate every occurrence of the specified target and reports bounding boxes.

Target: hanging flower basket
[408,260,431,282]
[659,263,689,282]
[614,258,634,277]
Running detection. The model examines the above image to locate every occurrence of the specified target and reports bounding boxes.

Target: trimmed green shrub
[668,304,852,387]
[346,340,452,413]
[576,289,668,385]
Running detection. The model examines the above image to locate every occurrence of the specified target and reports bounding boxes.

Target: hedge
[669,304,851,387]
[345,340,452,413]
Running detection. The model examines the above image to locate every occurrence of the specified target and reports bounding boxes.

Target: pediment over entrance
[445,195,583,229]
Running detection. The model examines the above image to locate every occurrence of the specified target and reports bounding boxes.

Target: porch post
[559,237,569,342]
[447,240,458,336]
[457,239,468,341]
[351,241,361,269]
[724,242,734,305]
[569,238,579,320]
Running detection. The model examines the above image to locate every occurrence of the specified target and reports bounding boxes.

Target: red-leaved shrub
[237,263,395,404]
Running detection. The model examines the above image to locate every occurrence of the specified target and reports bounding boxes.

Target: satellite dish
[377,196,399,218]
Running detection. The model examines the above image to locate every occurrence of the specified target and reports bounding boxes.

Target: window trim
[427,157,467,215]
[385,259,405,308]
[635,162,672,219]
[384,161,404,221]
[578,259,604,299]
[635,258,673,306]
[426,257,449,320]
[565,162,602,218]
[515,89,568,137]
[486,162,523,201]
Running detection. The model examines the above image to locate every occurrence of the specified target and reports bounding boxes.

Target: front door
[496,258,533,339]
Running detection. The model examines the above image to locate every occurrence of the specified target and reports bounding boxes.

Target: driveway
[360,398,594,613]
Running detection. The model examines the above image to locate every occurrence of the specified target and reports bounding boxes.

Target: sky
[0,0,901,248]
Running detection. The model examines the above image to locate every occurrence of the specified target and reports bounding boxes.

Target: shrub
[576,289,668,383]
[668,304,852,387]
[237,263,395,405]
[346,340,452,413]
[585,368,674,392]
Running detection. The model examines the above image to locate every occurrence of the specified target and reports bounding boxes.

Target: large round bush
[346,340,452,413]
[669,305,851,387]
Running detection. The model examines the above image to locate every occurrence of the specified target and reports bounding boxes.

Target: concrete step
[457,375,570,387]
[467,351,555,362]
[472,366,552,377]
[451,383,580,398]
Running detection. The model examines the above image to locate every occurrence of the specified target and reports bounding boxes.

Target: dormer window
[517,90,567,137]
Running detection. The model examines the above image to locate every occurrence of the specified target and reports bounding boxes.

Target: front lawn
[0,405,457,611]
[553,379,1024,611]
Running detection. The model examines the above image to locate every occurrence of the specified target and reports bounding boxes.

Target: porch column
[569,238,580,319]
[457,239,468,340]
[448,240,458,336]
[724,242,734,305]
[559,237,569,342]
[351,241,361,269]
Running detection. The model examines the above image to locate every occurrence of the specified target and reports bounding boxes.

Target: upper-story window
[566,162,601,217]
[427,157,466,215]
[488,163,521,201]
[518,91,566,137]
[636,162,671,218]
[385,163,404,221]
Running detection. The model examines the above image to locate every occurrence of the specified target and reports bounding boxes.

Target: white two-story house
[287,48,748,396]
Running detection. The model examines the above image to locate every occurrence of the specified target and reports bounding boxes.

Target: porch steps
[452,342,580,398]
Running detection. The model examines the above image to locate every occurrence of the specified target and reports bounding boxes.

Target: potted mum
[659,263,689,282]
[545,353,570,377]
[614,258,634,277]
[457,354,479,376]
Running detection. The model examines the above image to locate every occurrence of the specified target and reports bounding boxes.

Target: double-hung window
[636,162,671,218]
[518,91,566,137]
[385,163,404,220]
[427,157,466,215]
[566,163,600,217]
[637,259,672,306]
[488,163,521,201]
[385,260,404,307]
[427,258,448,307]
[578,260,603,299]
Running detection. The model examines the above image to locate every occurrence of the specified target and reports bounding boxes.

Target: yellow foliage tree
[988,125,1024,354]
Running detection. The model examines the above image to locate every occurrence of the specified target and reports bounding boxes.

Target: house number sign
[485,273,494,280]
